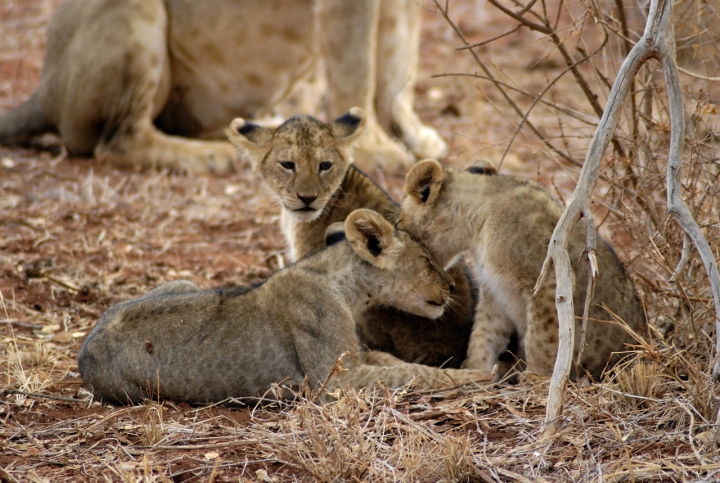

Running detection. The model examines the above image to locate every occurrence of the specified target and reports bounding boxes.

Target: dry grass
[1,0,720,481]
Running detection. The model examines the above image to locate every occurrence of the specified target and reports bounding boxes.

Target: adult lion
[0,0,448,174]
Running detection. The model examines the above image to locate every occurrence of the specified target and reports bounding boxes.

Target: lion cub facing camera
[78,209,485,404]
[398,159,646,381]
[226,108,477,368]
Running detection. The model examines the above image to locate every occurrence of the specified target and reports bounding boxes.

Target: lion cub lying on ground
[79,209,484,404]
[226,108,477,368]
[398,159,646,381]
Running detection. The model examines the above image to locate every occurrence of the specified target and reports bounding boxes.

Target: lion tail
[0,92,54,146]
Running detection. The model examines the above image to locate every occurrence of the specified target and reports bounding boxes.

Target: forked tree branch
[660,25,720,385]
[536,0,720,439]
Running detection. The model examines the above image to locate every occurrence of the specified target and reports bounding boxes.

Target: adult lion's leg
[317,0,411,172]
[40,0,234,175]
[376,0,449,160]
[92,0,235,175]
[96,121,237,176]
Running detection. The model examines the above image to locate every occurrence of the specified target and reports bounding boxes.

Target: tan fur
[0,0,447,174]
[398,159,646,381]
[228,112,478,368]
[78,209,484,404]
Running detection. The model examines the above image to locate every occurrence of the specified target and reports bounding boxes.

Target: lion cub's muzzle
[297,194,317,209]
[286,193,326,220]
[422,273,455,318]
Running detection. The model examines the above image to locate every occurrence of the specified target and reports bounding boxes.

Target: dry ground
[1,0,719,481]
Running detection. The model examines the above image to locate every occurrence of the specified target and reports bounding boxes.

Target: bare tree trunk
[537,0,720,439]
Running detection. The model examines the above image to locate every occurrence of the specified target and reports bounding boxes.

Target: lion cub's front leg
[361,350,405,366]
[463,287,517,378]
[338,362,489,392]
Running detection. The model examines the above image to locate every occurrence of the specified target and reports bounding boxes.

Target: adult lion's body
[0,0,447,174]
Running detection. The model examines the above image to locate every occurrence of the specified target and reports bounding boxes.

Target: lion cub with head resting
[397,159,646,381]
[226,108,477,368]
[78,209,484,404]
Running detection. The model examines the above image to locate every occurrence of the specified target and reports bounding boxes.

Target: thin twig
[143,438,288,451]
[1,389,90,404]
[42,272,81,292]
[312,351,349,403]
[457,24,523,51]
[0,319,43,330]
[677,66,720,82]
[432,0,578,167]
[499,29,609,165]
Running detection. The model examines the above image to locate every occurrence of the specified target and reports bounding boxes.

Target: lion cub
[78,209,484,404]
[226,108,477,368]
[397,159,646,381]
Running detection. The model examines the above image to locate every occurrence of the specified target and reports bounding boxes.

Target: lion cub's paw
[361,351,405,366]
[518,371,552,386]
[441,369,493,386]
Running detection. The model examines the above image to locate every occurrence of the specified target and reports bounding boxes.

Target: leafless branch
[536,0,720,438]
[432,0,579,167]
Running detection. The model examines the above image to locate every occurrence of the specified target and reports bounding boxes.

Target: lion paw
[172,141,237,176]
[402,124,449,161]
[352,122,412,173]
[518,371,552,386]
[97,131,237,177]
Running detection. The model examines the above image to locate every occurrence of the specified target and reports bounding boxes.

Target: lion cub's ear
[466,158,497,175]
[345,209,399,269]
[403,159,444,206]
[324,221,347,247]
[225,118,274,169]
[330,107,366,158]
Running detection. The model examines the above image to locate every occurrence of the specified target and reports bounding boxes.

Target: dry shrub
[439,0,719,413]
[259,388,486,482]
[109,453,173,483]
[611,359,668,409]
[4,341,52,406]
[139,402,166,447]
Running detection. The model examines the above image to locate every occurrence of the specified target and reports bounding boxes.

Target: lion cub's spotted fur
[79,209,485,404]
[398,159,646,380]
[227,110,477,368]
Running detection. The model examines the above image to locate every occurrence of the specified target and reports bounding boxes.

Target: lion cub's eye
[318,161,333,173]
[279,161,295,172]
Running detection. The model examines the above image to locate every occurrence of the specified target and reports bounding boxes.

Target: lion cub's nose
[298,194,317,205]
